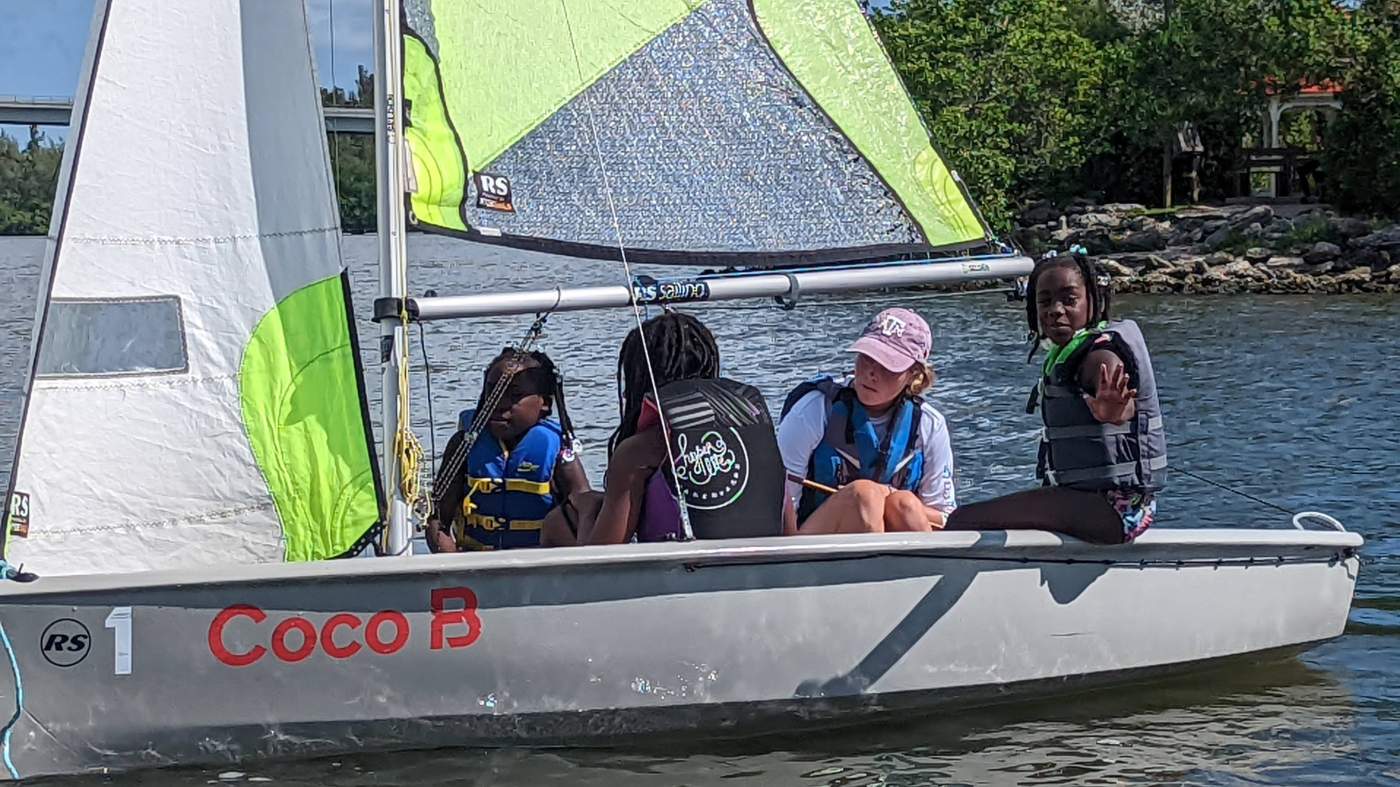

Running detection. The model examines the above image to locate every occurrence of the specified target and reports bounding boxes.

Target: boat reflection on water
[57,652,1351,787]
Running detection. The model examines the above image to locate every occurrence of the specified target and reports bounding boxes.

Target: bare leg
[944,487,1125,545]
[798,480,890,535]
[883,490,932,532]
[541,491,603,547]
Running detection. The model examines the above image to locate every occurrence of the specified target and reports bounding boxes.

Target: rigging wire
[560,1,694,539]
[1175,467,1297,517]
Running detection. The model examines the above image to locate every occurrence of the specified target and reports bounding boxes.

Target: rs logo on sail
[208,587,482,667]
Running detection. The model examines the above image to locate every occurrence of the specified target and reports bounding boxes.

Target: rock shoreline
[1014,200,1400,294]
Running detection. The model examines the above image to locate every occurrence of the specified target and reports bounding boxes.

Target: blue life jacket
[780,377,924,522]
[453,408,563,551]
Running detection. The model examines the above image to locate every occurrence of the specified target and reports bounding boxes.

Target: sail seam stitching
[22,502,278,536]
[60,226,341,246]
[33,374,237,391]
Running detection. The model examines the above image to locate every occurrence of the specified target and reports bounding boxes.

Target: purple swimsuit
[636,470,686,542]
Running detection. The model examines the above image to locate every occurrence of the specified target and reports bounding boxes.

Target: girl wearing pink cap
[777,308,957,535]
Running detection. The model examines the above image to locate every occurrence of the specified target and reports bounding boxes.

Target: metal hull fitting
[0,529,1360,779]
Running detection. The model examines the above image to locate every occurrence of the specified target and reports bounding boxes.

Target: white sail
[2,0,382,576]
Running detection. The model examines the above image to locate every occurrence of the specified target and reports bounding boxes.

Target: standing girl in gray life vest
[777,308,957,535]
[946,253,1166,543]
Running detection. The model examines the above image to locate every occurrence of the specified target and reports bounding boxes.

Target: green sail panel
[751,0,985,248]
[405,34,469,232]
[406,0,703,172]
[402,0,993,265]
[240,275,381,562]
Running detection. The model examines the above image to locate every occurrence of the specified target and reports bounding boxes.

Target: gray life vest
[1034,319,1167,493]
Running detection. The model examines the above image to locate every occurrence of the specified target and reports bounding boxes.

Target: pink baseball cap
[846,308,932,373]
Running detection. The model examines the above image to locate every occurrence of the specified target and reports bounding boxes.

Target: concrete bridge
[0,96,375,134]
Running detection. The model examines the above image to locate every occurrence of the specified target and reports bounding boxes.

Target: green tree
[1323,2,1400,214]
[875,0,1120,231]
[323,67,377,231]
[0,126,65,235]
[1107,0,1349,206]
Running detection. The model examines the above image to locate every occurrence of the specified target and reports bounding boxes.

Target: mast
[373,0,412,556]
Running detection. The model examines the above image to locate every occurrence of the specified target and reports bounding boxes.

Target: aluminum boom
[410,255,1033,322]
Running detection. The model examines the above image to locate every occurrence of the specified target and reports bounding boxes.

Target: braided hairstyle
[479,346,577,442]
[1025,252,1113,349]
[610,311,721,455]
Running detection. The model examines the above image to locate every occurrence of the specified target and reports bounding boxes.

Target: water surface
[2,235,1397,785]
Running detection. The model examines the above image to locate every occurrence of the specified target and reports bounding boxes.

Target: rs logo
[40,618,91,668]
[478,174,510,196]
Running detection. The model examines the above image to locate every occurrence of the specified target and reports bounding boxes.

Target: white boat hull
[0,529,1360,780]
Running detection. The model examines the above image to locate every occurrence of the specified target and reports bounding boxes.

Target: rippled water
[2,235,1398,785]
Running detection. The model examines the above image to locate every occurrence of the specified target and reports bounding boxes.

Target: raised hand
[1085,362,1137,424]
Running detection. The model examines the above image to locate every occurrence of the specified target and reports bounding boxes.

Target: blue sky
[1,0,372,140]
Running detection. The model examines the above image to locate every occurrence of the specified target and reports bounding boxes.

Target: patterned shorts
[1105,489,1156,542]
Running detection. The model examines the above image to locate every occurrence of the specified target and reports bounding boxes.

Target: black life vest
[645,378,785,540]
[1032,319,1167,493]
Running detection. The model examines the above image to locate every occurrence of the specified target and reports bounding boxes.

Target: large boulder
[1020,202,1061,225]
[1334,267,1373,290]
[1244,247,1273,264]
[1098,259,1136,278]
[1266,255,1306,269]
[1304,241,1342,264]
[1077,229,1115,255]
[1202,225,1234,251]
[1102,202,1147,214]
[1354,225,1400,252]
[1115,228,1168,252]
[1330,216,1372,240]
[1229,204,1274,228]
[1073,212,1119,230]
[1170,226,1205,246]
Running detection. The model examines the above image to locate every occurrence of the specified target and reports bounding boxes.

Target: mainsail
[401,0,990,266]
[1,0,383,576]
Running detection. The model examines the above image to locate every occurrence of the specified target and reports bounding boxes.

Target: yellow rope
[395,282,428,522]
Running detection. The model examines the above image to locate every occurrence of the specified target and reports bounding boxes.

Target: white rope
[559,1,694,539]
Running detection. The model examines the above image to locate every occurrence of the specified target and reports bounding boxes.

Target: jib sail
[1,0,384,575]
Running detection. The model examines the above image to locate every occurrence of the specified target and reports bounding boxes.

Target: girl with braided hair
[945,252,1167,543]
[426,347,590,552]
[542,310,727,547]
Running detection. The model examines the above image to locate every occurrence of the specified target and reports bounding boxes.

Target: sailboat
[0,0,1361,780]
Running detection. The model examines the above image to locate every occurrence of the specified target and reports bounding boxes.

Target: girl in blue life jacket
[425,347,590,552]
[777,307,958,536]
[945,253,1166,544]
